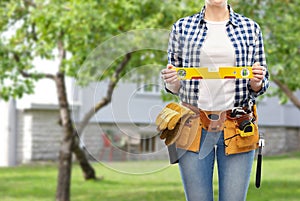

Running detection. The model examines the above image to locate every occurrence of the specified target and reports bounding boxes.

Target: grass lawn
[0,152,299,201]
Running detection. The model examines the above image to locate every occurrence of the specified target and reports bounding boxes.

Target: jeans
[177,129,255,201]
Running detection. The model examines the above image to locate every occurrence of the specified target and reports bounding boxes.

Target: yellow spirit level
[174,67,253,80]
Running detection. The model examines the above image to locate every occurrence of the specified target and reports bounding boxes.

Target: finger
[253,70,264,77]
[251,74,264,83]
[253,62,260,68]
[252,66,261,71]
[164,69,176,75]
[252,70,263,75]
[164,72,179,82]
[161,71,177,81]
[252,64,264,76]
[253,65,265,71]
[254,75,263,80]
[162,68,176,74]
[167,64,175,69]
[165,71,178,78]
[164,74,178,82]
[253,70,265,77]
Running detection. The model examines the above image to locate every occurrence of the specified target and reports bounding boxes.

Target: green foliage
[3,0,298,105]
[0,0,202,100]
[232,0,300,103]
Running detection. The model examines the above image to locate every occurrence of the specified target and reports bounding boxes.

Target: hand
[161,64,181,93]
[250,62,266,92]
[161,64,178,84]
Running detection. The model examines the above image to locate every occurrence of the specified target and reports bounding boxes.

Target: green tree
[232,0,300,109]
[0,0,201,200]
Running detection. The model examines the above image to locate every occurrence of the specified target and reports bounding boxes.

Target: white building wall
[21,113,33,163]
[2,77,300,165]
[257,91,300,155]
[19,108,64,163]
[78,81,165,124]
[0,99,17,166]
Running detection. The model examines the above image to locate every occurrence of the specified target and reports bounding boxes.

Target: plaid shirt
[167,5,269,108]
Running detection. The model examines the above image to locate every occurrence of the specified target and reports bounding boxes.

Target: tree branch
[13,52,55,80]
[20,70,56,80]
[273,78,300,110]
[57,31,66,73]
[31,22,38,41]
[76,53,132,136]
[23,0,37,8]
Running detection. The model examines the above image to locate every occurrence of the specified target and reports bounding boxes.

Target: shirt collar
[198,5,239,27]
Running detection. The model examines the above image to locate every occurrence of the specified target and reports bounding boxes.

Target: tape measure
[173,67,253,80]
[239,121,256,137]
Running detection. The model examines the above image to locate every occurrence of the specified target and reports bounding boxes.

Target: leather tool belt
[182,102,255,134]
[182,102,228,132]
[156,102,259,157]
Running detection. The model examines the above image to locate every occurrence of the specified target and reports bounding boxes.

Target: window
[140,136,156,153]
[137,76,161,95]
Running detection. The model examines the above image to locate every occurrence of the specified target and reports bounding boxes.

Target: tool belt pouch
[224,107,259,155]
[156,102,201,153]
[175,114,201,152]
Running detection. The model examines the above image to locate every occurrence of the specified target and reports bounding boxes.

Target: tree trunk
[55,72,98,201]
[273,78,300,110]
[54,51,132,200]
[54,36,98,201]
[72,132,96,180]
[55,73,74,201]
[68,54,132,181]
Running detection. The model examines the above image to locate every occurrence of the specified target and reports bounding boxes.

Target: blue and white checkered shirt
[167,5,269,108]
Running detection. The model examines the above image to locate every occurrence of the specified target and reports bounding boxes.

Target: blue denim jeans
[177,129,255,201]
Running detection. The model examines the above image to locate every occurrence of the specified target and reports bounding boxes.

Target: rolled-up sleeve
[168,24,182,67]
[165,23,184,96]
[248,25,270,98]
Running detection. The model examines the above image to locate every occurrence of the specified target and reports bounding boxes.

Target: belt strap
[181,102,200,114]
[181,102,229,132]
[180,103,254,132]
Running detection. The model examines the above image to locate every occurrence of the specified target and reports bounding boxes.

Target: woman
[161,0,269,201]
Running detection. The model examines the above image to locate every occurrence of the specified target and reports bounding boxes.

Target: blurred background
[0,1,299,201]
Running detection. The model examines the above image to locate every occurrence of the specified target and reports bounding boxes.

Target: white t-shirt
[198,20,236,111]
